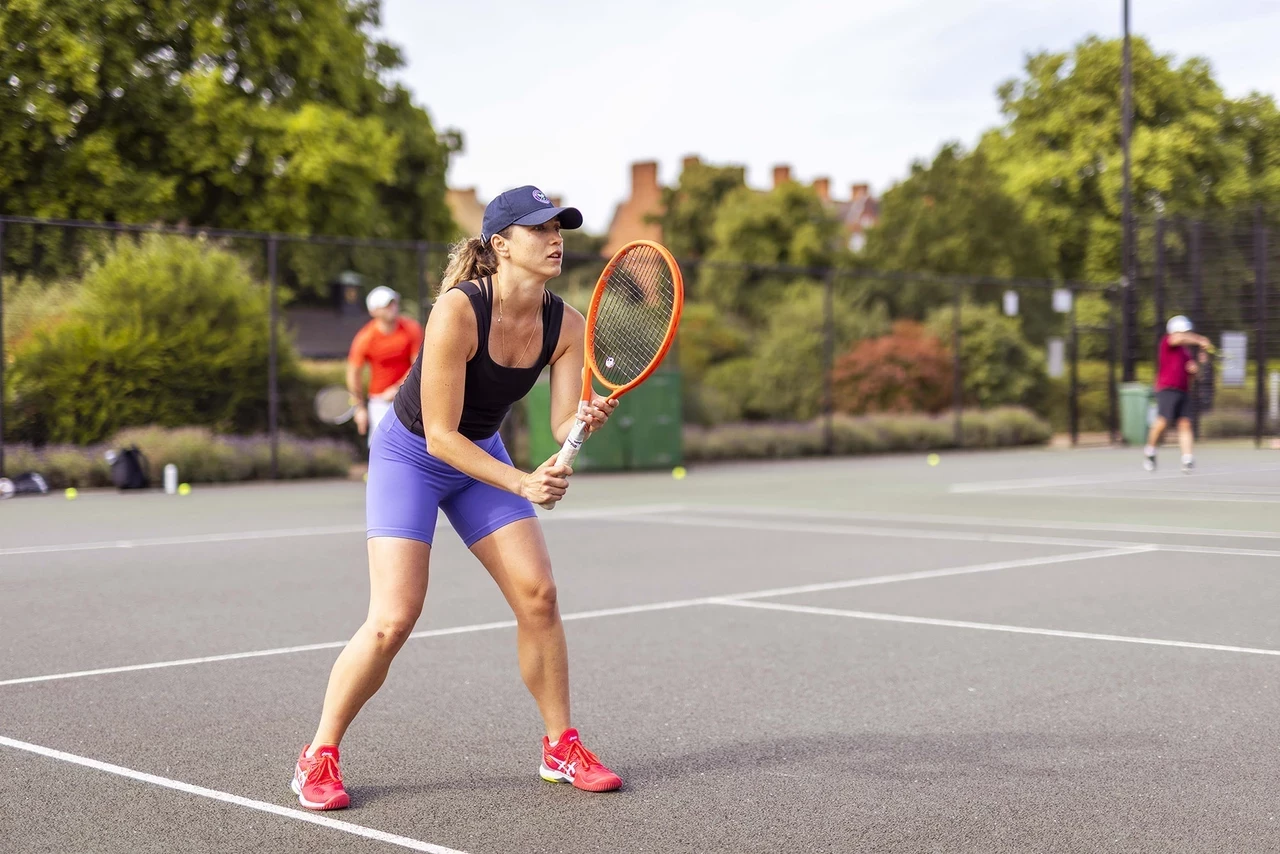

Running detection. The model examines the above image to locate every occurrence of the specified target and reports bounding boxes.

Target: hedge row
[3,427,354,489]
[685,406,1051,462]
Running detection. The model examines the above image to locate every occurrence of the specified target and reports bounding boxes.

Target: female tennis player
[292,186,622,809]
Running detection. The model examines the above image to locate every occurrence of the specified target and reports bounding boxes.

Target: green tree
[0,1,457,282]
[741,282,888,420]
[863,143,1056,317]
[925,301,1047,410]
[7,235,298,444]
[981,35,1280,281]
[700,182,846,320]
[653,160,746,259]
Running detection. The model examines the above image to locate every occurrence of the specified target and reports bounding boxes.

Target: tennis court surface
[2,443,1278,853]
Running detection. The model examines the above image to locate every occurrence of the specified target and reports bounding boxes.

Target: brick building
[602,161,665,257]
[604,158,879,256]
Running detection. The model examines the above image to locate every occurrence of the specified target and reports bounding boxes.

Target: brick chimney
[604,160,665,257]
[681,155,702,174]
[772,164,792,188]
[851,183,869,201]
[812,177,831,202]
[632,161,659,192]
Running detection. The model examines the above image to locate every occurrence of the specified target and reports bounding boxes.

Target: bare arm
[345,359,369,434]
[420,291,569,504]
[548,305,616,443]
[345,360,365,406]
[1167,332,1212,350]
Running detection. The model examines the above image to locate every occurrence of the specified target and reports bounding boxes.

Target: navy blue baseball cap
[481,185,583,243]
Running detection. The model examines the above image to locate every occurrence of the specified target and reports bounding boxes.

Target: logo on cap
[532,190,550,205]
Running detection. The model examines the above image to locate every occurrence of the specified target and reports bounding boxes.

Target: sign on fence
[1003,290,1019,317]
[1047,337,1065,378]
[1270,370,1279,427]
[1220,332,1247,387]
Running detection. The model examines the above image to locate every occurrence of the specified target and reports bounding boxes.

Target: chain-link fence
[2,214,1131,477]
[1128,208,1279,445]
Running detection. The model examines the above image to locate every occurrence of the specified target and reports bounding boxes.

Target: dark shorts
[1156,388,1189,422]
[365,414,536,548]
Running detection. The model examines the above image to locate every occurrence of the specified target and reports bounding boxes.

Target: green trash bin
[524,372,683,471]
[1119,382,1155,446]
[524,377,628,472]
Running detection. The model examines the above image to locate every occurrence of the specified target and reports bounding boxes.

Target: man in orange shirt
[347,286,424,442]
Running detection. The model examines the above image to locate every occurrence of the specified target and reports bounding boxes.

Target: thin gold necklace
[496,277,539,366]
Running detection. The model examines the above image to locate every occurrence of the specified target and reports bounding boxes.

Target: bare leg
[1146,415,1168,449]
[1177,417,1195,459]
[470,518,570,740]
[310,537,431,748]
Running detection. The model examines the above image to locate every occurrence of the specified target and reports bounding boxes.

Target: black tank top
[394,277,565,441]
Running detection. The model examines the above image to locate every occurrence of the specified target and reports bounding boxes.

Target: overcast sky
[379,0,1280,233]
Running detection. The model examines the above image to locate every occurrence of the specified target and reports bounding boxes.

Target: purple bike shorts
[365,413,536,548]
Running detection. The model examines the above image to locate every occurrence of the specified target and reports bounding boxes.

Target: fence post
[0,219,5,477]
[416,241,429,325]
[1069,286,1079,446]
[822,269,835,455]
[1153,216,1165,366]
[1190,219,1205,438]
[952,283,963,447]
[1108,289,1119,444]
[1256,206,1268,449]
[267,235,280,479]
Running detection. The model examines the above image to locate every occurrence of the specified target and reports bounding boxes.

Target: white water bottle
[164,464,178,495]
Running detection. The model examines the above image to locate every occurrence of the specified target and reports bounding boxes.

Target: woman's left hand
[580,395,618,435]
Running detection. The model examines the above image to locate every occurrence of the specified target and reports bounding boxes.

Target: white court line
[681,504,1280,542]
[719,546,1154,601]
[612,514,1136,549]
[713,599,1280,658]
[949,465,1280,494]
[0,549,1131,688]
[0,504,683,559]
[615,514,1280,559]
[0,736,467,854]
[1008,489,1280,505]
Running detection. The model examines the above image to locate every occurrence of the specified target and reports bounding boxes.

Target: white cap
[1166,315,1193,334]
[366,286,399,311]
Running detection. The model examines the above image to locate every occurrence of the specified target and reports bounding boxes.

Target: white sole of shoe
[539,762,572,784]
[291,776,347,810]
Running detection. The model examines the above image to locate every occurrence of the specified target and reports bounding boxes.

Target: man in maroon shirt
[1144,315,1213,473]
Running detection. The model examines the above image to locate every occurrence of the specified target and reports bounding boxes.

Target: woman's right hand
[519,452,572,506]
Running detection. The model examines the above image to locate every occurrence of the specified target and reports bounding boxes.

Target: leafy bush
[740,284,889,421]
[683,407,1051,462]
[832,321,953,415]
[6,235,301,445]
[676,303,753,426]
[925,301,1048,410]
[1199,410,1256,439]
[3,428,354,489]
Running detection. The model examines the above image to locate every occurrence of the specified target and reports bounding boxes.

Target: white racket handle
[538,418,589,510]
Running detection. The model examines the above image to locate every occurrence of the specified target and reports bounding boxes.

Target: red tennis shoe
[292,745,350,810]
[539,728,623,792]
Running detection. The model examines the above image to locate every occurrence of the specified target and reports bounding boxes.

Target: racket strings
[592,247,677,387]
[314,387,354,422]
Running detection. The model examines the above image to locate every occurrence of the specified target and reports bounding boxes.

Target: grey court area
[2,443,1279,853]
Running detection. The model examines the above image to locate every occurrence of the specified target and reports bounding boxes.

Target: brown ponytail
[439,233,501,295]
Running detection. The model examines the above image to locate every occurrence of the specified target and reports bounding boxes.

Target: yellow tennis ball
[64,487,78,499]
[672,466,687,480]
[927,454,940,467]
[178,483,191,496]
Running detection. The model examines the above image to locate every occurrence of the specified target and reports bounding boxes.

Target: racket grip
[538,419,588,510]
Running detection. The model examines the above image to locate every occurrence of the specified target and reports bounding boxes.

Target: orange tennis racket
[540,239,684,508]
